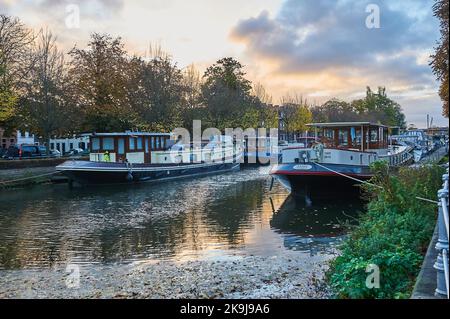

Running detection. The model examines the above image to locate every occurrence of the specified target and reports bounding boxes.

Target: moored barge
[270,122,413,194]
[56,132,242,186]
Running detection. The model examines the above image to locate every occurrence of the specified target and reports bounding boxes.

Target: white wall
[49,136,90,152]
[90,153,117,162]
[152,147,237,164]
[281,148,379,166]
[126,152,145,164]
[16,130,35,146]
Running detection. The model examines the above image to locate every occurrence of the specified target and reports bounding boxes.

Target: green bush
[327,162,445,299]
[438,155,449,165]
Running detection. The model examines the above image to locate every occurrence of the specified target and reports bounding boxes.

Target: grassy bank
[327,162,445,299]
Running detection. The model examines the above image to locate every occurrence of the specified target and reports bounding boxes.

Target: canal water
[0,167,364,270]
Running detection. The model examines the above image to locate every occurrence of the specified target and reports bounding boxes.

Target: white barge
[270,122,413,194]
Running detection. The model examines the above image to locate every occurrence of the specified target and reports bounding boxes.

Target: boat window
[324,129,333,139]
[129,137,135,150]
[161,138,166,149]
[103,137,114,151]
[92,138,100,151]
[354,129,362,147]
[145,138,149,153]
[118,138,125,154]
[338,129,348,147]
[151,137,155,150]
[137,137,143,150]
[370,129,378,143]
[156,137,160,149]
[321,129,334,147]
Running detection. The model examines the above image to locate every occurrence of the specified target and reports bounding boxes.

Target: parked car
[80,149,90,156]
[51,149,62,157]
[65,148,85,157]
[0,147,7,158]
[38,145,49,155]
[3,144,49,159]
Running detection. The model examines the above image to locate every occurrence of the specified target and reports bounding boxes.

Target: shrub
[327,162,445,299]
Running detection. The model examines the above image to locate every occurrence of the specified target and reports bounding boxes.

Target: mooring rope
[0,171,61,185]
[314,162,382,189]
[313,162,440,205]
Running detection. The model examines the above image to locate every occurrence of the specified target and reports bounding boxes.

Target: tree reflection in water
[0,167,364,269]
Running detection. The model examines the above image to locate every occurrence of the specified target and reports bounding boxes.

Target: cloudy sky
[1,0,446,127]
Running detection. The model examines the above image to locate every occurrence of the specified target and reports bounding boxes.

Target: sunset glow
[1,0,445,126]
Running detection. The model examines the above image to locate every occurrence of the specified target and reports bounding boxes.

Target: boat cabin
[279,122,412,167]
[307,122,389,152]
[89,132,172,164]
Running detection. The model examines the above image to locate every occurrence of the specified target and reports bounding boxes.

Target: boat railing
[379,145,414,166]
[153,144,240,164]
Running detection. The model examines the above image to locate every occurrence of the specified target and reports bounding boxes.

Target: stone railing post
[434,169,449,298]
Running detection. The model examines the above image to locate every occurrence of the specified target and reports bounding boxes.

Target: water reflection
[270,195,363,255]
[0,167,363,270]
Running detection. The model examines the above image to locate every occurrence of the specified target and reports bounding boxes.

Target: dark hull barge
[271,122,414,195]
[57,160,240,186]
[270,162,372,194]
[56,132,242,186]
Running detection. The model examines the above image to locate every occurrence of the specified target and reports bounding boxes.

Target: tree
[251,83,278,129]
[21,30,74,153]
[0,85,17,126]
[179,64,203,131]
[282,104,312,134]
[127,48,186,132]
[430,0,449,117]
[201,57,254,129]
[0,15,35,131]
[260,104,279,129]
[310,87,406,128]
[184,64,202,110]
[279,94,312,140]
[354,87,406,128]
[311,99,360,123]
[252,82,272,105]
[68,33,141,132]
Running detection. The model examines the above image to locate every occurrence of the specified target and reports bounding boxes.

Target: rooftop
[306,122,389,128]
[91,132,172,137]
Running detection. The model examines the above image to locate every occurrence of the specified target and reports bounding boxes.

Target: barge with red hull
[270,122,413,194]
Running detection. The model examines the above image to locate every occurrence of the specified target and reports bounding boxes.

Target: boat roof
[307,122,389,128]
[91,132,172,137]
